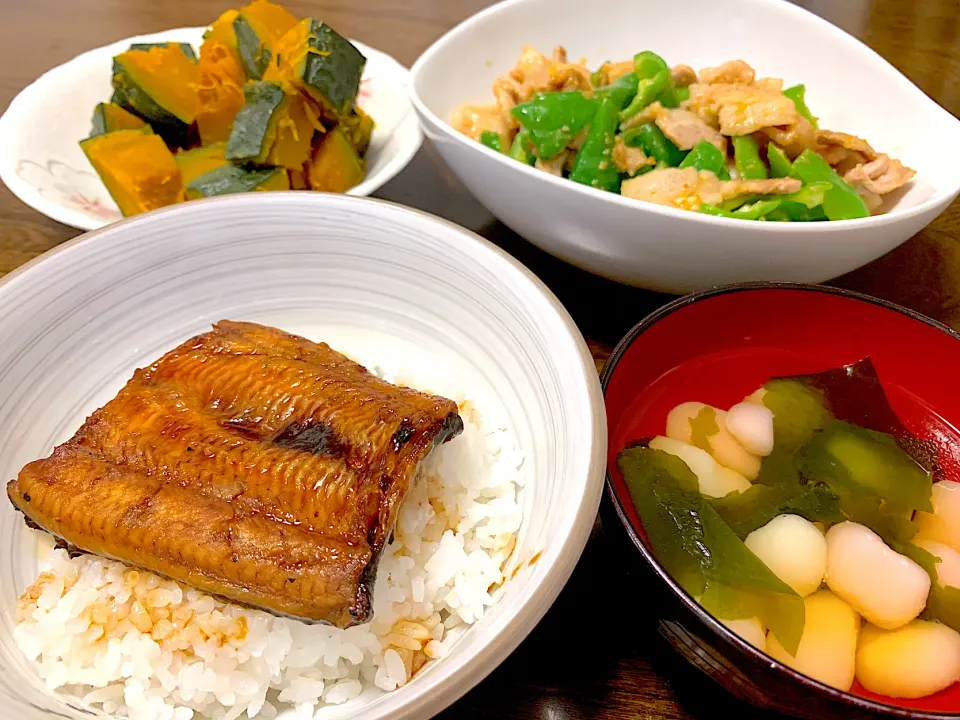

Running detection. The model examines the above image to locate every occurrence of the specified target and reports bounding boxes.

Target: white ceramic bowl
[410,0,960,293]
[0,28,422,231]
[0,193,606,719]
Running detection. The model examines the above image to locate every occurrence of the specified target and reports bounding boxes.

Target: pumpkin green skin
[233,15,271,80]
[128,42,198,62]
[185,164,288,198]
[297,20,366,115]
[111,47,199,147]
[90,102,148,137]
[225,81,285,163]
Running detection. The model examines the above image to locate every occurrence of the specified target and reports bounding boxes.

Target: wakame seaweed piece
[618,446,709,596]
[709,481,843,539]
[761,379,831,451]
[129,42,198,62]
[697,493,805,654]
[903,543,960,632]
[783,358,941,478]
[618,446,804,654]
[798,419,933,517]
[510,91,597,161]
[688,405,720,453]
[839,492,919,545]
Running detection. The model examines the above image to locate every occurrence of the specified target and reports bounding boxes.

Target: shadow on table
[375,147,674,359]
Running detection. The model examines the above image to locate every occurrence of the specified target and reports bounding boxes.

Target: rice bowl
[0,193,606,720]
[12,344,525,720]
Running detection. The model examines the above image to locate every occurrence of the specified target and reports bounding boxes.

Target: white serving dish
[410,0,960,292]
[0,28,422,231]
[0,193,606,719]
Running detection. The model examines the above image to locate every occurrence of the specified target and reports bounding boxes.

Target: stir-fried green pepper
[679,140,730,179]
[593,72,640,108]
[630,50,682,109]
[510,91,597,160]
[766,143,792,178]
[774,182,831,221]
[590,66,608,88]
[622,124,686,167]
[507,129,535,165]
[732,135,768,180]
[674,86,691,103]
[480,131,503,153]
[783,84,818,128]
[633,50,669,79]
[800,420,934,514]
[619,70,671,120]
[700,198,783,220]
[619,446,805,654]
[569,96,622,192]
[790,149,869,220]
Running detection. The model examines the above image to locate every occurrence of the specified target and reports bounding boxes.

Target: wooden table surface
[2,1,959,718]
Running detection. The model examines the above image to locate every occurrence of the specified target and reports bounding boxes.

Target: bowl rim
[599,280,960,719]
[409,0,960,232]
[0,191,609,720]
[0,26,423,232]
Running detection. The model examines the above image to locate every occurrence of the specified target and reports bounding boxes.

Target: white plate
[0,28,422,231]
[410,0,960,292]
[0,192,606,719]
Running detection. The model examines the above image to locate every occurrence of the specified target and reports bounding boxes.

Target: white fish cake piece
[649,436,751,498]
[915,539,960,589]
[665,402,761,480]
[767,590,860,691]
[720,617,766,651]
[857,620,960,698]
[726,401,774,457]
[745,515,826,597]
[825,522,930,629]
[916,481,960,553]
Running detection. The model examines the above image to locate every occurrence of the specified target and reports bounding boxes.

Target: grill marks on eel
[6,321,463,627]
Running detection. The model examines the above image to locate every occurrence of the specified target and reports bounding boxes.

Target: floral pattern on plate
[15,160,120,222]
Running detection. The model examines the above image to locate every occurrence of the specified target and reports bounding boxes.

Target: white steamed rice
[12,360,524,720]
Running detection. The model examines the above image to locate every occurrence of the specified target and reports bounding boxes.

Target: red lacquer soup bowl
[601,283,960,719]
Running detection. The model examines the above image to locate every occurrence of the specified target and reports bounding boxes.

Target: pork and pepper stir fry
[452,47,915,221]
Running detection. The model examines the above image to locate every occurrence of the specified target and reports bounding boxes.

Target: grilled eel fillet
[6,321,462,628]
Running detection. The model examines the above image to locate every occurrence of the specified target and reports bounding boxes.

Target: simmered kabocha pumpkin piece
[342,107,374,156]
[80,128,185,216]
[233,0,299,80]
[128,42,198,62]
[175,143,229,185]
[185,163,289,199]
[195,37,247,145]
[204,9,240,46]
[90,102,147,136]
[111,43,201,147]
[264,18,366,118]
[288,168,310,189]
[307,126,366,193]
[226,82,315,170]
